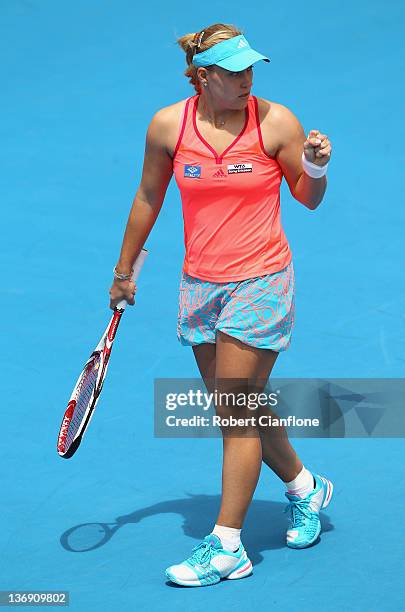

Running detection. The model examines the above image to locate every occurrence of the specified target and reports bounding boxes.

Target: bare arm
[116,110,174,272]
[109,109,174,308]
[274,105,327,210]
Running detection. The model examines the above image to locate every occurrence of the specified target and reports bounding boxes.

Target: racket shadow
[59,493,335,564]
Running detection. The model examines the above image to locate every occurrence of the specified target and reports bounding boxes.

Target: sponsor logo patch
[184,164,201,178]
[227,163,253,174]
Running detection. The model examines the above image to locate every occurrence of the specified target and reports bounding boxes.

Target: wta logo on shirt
[227,163,253,174]
[184,165,201,178]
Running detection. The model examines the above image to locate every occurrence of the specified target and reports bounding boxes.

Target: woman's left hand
[303,129,332,166]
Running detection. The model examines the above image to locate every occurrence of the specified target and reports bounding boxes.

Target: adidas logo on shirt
[212,167,226,178]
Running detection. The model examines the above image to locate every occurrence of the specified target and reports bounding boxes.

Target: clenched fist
[303,130,332,166]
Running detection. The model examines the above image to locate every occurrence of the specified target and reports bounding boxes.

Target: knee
[214,389,259,438]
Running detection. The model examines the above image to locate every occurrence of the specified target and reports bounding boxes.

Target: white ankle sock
[285,466,315,498]
[212,524,241,552]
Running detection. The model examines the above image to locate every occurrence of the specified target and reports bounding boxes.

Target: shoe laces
[189,540,216,567]
[284,497,313,528]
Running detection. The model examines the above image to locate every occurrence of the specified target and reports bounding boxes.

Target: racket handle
[116,248,148,311]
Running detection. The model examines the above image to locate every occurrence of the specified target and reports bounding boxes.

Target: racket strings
[66,354,102,447]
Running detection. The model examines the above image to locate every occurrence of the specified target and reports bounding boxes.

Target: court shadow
[60,493,334,566]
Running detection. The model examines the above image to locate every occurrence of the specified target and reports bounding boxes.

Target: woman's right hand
[109,279,137,310]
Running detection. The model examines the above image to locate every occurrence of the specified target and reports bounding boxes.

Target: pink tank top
[172,94,292,282]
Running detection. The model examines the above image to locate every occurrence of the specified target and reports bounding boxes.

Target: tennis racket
[57,248,148,459]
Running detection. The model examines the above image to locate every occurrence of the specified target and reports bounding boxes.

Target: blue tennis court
[1,0,404,609]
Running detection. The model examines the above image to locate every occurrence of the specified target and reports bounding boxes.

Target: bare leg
[192,338,303,491]
[192,332,282,528]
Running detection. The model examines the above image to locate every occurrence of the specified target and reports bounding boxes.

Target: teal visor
[192,34,269,72]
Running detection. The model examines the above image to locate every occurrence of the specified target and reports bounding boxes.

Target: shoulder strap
[173,97,193,160]
[252,95,274,159]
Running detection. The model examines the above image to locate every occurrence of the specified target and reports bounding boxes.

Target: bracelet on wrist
[113,266,133,281]
[301,152,329,179]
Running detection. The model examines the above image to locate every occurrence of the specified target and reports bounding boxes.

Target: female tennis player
[109,23,333,587]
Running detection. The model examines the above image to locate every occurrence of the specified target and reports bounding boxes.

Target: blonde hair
[176,23,243,93]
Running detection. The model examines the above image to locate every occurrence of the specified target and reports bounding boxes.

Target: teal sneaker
[285,473,334,549]
[165,534,253,587]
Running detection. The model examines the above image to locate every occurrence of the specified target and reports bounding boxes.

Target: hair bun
[176,23,242,93]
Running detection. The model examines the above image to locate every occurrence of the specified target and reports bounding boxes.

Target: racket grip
[116,248,148,311]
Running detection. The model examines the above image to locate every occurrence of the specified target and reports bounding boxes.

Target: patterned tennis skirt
[177,262,295,352]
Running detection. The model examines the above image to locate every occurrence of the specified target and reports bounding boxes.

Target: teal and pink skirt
[177,262,295,352]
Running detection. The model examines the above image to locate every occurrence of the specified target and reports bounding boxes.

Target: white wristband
[301,152,329,179]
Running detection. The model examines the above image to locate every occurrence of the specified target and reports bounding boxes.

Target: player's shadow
[60,493,334,566]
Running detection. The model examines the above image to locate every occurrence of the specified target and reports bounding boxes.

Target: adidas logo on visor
[237,38,249,49]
